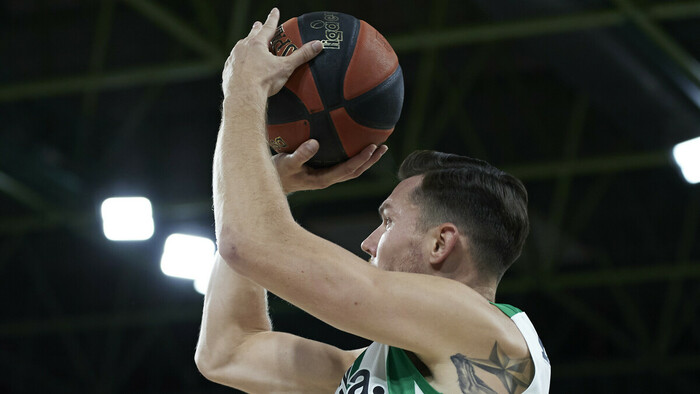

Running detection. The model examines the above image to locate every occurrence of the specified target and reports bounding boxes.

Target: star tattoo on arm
[451,342,533,394]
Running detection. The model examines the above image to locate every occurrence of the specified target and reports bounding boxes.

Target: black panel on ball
[297,12,360,110]
[308,112,347,167]
[344,66,404,130]
[267,87,308,124]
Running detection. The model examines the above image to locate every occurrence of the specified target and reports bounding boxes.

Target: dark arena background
[2,1,700,393]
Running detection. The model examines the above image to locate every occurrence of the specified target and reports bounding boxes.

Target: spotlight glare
[673,136,700,184]
[101,197,154,241]
[194,255,215,295]
[160,234,216,280]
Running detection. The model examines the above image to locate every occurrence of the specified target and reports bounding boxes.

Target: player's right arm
[194,140,385,392]
[194,253,362,393]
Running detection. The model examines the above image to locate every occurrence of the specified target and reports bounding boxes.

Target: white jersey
[335,303,550,394]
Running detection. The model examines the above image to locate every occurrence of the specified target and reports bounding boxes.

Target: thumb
[287,40,323,69]
[288,139,320,167]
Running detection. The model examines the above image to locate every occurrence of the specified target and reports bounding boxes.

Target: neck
[458,268,498,302]
[469,284,497,302]
[439,256,498,301]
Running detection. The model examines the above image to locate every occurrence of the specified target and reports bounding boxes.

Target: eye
[384,217,393,228]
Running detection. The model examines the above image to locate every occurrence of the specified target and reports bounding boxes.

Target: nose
[361,225,382,258]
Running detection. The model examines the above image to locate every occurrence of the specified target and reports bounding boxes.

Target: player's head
[398,150,529,282]
[361,174,428,274]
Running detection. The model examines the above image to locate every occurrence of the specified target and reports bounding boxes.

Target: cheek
[376,227,405,259]
[376,231,387,254]
[375,229,393,258]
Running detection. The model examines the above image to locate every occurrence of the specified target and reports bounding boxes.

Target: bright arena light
[160,234,216,281]
[673,136,700,184]
[194,256,215,295]
[101,197,155,241]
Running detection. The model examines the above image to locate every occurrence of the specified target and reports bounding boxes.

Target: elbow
[217,222,300,277]
[217,241,258,279]
[216,226,255,276]
[194,347,219,382]
[195,346,235,385]
[195,344,250,389]
[217,238,242,272]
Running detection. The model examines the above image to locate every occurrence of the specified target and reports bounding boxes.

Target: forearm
[211,81,357,331]
[202,81,292,372]
[195,253,271,373]
[213,87,295,252]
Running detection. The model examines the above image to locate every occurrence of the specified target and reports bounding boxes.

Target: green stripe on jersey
[387,347,440,394]
[349,350,366,377]
[492,302,523,318]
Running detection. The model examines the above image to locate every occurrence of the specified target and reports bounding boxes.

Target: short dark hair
[398,150,529,281]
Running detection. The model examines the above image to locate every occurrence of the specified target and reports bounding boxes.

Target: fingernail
[311,41,323,51]
[253,21,261,28]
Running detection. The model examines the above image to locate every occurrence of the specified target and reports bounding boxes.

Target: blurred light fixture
[194,256,215,295]
[160,234,216,281]
[101,197,154,241]
[673,136,700,184]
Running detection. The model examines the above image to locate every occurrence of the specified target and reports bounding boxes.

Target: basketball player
[195,8,551,393]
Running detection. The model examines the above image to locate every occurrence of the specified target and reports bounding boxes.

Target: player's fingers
[319,144,377,182]
[259,8,280,41]
[247,21,262,38]
[349,145,388,178]
[287,139,320,167]
[287,41,323,69]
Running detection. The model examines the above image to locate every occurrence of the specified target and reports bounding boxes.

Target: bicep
[201,331,361,393]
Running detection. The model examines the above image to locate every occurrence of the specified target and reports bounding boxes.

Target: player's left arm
[216,8,505,363]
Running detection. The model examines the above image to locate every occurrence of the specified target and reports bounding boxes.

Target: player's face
[361,176,429,273]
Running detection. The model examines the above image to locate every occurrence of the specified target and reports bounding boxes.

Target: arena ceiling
[2,0,700,392]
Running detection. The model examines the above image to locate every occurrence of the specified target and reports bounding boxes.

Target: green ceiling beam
[0,149,679,234]
[190,0,223,42]
[541,94,588,272]
[122,0,223,62]
[0,171,51,212]
[0,61,218,102]
[555,354,700,378]
[657,192,699,354]
[499,261,700,294]
[613,0,700,89]
[227,0,251,48]
[3,1,700,102]
[389,1,700,52]
[505,150,672,181]
[399,0,446,159]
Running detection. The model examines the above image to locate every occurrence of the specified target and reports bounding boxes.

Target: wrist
[223,74,268,107]
[223,87,267,111]
[222,92,267,135]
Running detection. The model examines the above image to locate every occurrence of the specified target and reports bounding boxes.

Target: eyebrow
[378,202,392,217]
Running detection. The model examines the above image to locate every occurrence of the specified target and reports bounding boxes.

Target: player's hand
[273,140,388,194]
[222,8,323,98]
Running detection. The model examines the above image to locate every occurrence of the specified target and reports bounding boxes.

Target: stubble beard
[388,240,426,274]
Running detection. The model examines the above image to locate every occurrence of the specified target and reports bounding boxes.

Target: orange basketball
[267,11,404,167]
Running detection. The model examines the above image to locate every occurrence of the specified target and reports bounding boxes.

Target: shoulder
[407,280,527,360]
[441,301,531,360]
[424,303,536,394]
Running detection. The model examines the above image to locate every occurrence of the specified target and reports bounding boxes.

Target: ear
[428,223,459,267]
